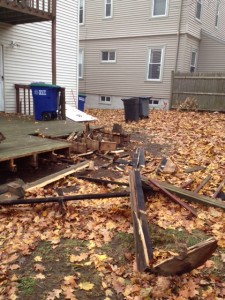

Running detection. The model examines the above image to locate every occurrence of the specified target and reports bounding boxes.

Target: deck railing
[15,84,66,120]
[0,0,53,14]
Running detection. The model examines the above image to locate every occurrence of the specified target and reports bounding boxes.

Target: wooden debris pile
[68,123,130,154]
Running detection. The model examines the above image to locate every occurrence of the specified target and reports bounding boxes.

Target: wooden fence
[171,71,225,112]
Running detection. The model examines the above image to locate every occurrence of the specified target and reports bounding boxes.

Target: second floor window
[79,49,84,78]
[215,0,219,27]
[147,47,164,81]
[105,0,113,18]
[190,50,197,73]
[79,0,84,24]
[101,51,116,62]
[152,0,168,17]
[196,0,202,20]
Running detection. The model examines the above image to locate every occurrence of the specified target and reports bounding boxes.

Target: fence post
[170,70,175,109]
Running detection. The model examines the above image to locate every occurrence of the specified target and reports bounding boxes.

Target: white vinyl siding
[79,49,84,78]
[104,0,113,18]
[147,47,164,81]
[190,50,198,72]
[152,0,168,17]
[0,0,78,113]
[215,1,219,28]
[196,0,202,21]
[79,0,84,24]
[101,50,116,62]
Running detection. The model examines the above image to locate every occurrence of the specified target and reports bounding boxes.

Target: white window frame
[79,0,85,25]
[215,0,220,28]
[152,0,169,18]
[104,0,113,19]
[100,95,111,105]
[101,50,116,63]
[79,49,84,79]
[195,0,202,21]
[147,46,165,82]
[190,49,198,73]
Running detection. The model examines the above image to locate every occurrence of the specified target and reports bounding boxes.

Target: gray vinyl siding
[80,0,182,40]
[0,0,78,113]
[79,35,178,99]
[182,35,200,72]
[185,0,225,40]
[198,33,225,72]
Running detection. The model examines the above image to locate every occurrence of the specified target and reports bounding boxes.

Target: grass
[18,277,36,295]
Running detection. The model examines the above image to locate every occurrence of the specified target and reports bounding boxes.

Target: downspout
[175,0,183,71]
[52,0,57,85]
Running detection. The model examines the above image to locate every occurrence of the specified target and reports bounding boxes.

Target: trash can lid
[78,93,87,97]
[30,82,61,88]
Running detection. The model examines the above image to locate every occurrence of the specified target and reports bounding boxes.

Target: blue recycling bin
[78,94,86,111]
[30,83,60,121]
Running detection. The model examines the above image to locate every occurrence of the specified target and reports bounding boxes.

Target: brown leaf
[34,263,46,272]
[78,282,94,291]
[46,289,62,300]
[35,273,46,280]
[69,253,89,263]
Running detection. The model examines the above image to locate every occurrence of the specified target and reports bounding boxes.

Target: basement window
[100,96,111,104]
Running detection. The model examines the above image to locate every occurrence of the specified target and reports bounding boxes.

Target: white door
[0,46,4,111]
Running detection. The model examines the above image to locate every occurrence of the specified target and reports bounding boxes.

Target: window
[104,0,113,18]
[196,0,202,20]
[79,0,84,24]
[147,47,164,81]
[150,99,159,105]
[101,51,116,62]
[215,0,219,27]
[152,0,168,17]
[100,96,111,104]
[79,49,84,78]
[190,50,197,73]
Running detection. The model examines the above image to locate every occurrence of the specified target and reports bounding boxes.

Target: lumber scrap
[184,166,206,173]
[24,161,91,191]
[151,237,217,276]
[129,170,153,272]
[153,179,225,211]
[180,179,194,189]
[144,178,197,216]
[212,179,225,199]
[194,175,211,193]
[0,191,130,206]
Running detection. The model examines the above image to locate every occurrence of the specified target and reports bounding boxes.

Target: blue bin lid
[30,82,61,88]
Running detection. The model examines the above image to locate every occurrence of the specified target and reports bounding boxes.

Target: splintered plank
[212,179,225,198]
[24,161,91,191]
[151,238,217,276]
[154,179,225,211]
[129,170,153,272]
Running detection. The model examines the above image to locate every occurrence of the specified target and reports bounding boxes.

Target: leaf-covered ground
[0,109,225,299]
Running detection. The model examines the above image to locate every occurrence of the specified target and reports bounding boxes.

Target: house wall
[0,0,78,113]
[79,35,178,108]
[198,33,225,72]
[185,0,225,40]
[80,0,182,40]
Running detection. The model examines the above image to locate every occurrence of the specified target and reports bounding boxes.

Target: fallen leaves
[78,282,94,291]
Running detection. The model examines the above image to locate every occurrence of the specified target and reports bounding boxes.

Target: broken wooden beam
[153,179,225,211]
[24,161,91,192]
[184,166,206,173]
[180,179,194,189]
[212,179,225,199]
[151,237,217,276]
[0,191,130,206]
[144,178,197,216]
[129,170,153,272]
[77,176,153,193]
[194,175,211,193]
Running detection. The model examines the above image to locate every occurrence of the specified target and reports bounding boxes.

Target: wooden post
[52,0,56,84]
[169,70,174,109]
[15,84,20,113]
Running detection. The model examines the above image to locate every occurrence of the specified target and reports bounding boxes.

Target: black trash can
[139,97,151,119]
[121,97,140,122]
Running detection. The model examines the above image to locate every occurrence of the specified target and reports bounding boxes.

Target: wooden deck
[0,114,84,170]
